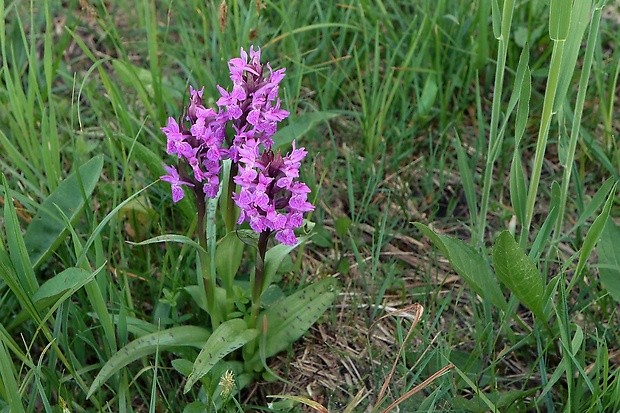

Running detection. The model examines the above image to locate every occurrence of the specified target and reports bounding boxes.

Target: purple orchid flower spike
[233,140,314,245]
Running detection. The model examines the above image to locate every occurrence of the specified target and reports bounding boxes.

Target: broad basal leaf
[24,155,104,269]
[493,231,545,321]
[248,277,339,367]
[87,326,210,398]
[184,319,258,392]
[414,223,507,311]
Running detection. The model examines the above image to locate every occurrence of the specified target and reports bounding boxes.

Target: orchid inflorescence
[160,46,314,245]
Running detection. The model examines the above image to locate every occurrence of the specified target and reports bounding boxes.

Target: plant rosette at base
[87,47,339,408]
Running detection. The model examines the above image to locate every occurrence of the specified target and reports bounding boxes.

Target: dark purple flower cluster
[161,46,314,245]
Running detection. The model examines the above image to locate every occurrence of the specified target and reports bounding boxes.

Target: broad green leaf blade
[87,326,211,398]
[262,235,310,293]
[417,76,438,117]
[597,218,620,303]
[493,231,545,321]
[184,319,258,393]
[9,266,100,331]
[250,277,339,366]
[24,155,104,269]
[271,111,340,150]
[414,223,508,311]
[31,267,92,302]
[215,232,244,292]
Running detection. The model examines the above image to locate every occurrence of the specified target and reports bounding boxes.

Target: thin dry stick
[380,363,455,413]
[368,303,425,403]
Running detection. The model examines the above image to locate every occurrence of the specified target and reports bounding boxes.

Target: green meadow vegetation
[1,0,620,411]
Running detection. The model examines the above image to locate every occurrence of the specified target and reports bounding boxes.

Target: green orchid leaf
[250,277,339,367]
[24,155,104,269]
[87,326,211,398]
[184,319,258,393]
[414,223,507,311]
[493,231,545,321]
[216,232,245,292]
[262,235,310,293]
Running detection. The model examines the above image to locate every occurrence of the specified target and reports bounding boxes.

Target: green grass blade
[2,175,38,296]
[598,218,620,303]
[549,0,572,41]
[453,133,478,227]
[572,182,617,288]
[0,339,25,413]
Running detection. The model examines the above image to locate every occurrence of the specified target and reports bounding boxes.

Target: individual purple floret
[160,165,194,203]
[233,140,314,245]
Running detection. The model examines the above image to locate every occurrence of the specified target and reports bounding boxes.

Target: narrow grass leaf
[549,0,572,41]
[509,151,527,226]
[24,155,104,269]
[553,0,592,112]
[87,326,211,398]
[493,231,545,321]
[112,132,195,221]
[131,234,206,255]
[514,65,531,146]
[0,340,25,413]
[568,177,614,233]
[597,218,620,303]
[573,182,617,284]
[415,223,507,311]
[250,277,339,366]
[2,175,38,296]
[271,111,340,150]
[111,60,158,122]
[453,133,478,225]
[491,0,501,39]
[184,319,258,392]
[529,181,560,261]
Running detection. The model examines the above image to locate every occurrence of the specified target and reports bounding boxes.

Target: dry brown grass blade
[267,395,329,413]
[369,302,425,404]
[379,363,455,413]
